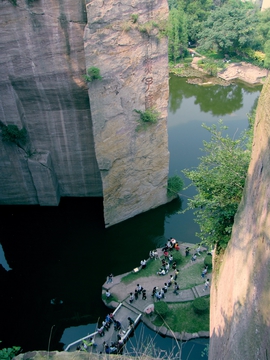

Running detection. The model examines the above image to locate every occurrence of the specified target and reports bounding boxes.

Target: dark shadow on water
[0,196,183,352]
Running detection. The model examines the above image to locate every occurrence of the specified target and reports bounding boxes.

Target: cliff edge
[209,75,270,360]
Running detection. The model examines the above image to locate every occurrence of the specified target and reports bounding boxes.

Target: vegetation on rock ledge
[167,175,184,197]
[134,108,160,131]
[83,67,102,83]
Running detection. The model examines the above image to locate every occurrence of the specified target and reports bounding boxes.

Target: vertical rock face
[209,76,270,360]
[0,0,170,227]
[0,0,102,205]
[84,0,170,226]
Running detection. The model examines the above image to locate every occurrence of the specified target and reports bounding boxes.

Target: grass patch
[102,293,119,303]
[178,258,212,290]
[122,251,186,284]
[153,298,210,333]
[122,259,162,284]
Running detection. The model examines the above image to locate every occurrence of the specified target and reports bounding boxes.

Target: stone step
[191,286,200,298]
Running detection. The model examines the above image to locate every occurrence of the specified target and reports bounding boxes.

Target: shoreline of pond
[170,60,267,87]
[101,244,210,342]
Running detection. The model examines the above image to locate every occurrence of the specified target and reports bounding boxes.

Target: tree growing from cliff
[182,119,254,250]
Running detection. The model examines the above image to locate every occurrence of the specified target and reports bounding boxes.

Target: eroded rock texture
[84,0,169,226]
[0,0,170,227]
[0,0,102,205]
[209,75,270,360]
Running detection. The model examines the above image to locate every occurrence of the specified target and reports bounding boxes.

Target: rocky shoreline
[170,58,268,87]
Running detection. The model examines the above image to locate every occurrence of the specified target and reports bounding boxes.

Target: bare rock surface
[84,0,170,226]
[209,75,270,360]
[0,0,102,205]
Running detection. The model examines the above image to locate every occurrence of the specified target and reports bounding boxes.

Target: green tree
[255,8,270,50]
[197,0,258,55]
[182,119,253,249]
[264,40,270,69]
[255,8,270,68]
[179,0,214,44]
[168,7,188,63]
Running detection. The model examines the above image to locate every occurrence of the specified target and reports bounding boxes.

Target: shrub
[134,108,160,131]
[192,297,209,315]
[154,301,169,318]
[167,175,184,197]
[204,255,212,270]
[131,14,139,23]
[121,21,131,32]
[134,108,159,124]
[1,124,27,146]
[83,67,102,82]
[172,250,184,265]
[0,342,21,360]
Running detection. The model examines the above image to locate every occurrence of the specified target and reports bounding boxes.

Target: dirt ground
[191,56,269,85]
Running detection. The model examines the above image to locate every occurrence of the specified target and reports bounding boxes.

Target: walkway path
[102,243,211,341]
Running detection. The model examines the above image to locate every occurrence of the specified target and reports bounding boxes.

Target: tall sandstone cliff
[84,0,169,226]
[209,75,270,360]
[0,0,169,226]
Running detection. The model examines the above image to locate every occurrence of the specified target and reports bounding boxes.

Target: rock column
[84,0,170,226]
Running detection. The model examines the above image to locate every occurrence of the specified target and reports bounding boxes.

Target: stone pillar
[84,0,170,226]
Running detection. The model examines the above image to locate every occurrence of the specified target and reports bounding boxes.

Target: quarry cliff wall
[209,75,270,360]
[0,0,169,226]
[0,0,102,205]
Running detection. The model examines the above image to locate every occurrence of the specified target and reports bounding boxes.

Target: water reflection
[169,76,261,116]
[165,75,261,242]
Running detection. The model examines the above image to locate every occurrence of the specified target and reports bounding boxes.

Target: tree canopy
[197,0,258,54]
[167,7,188,63]
[182,118,254,249]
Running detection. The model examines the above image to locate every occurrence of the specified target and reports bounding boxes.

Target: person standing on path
[129,292,134,303]
[141,259,147,269]
[163,283,168,293]
[174,269,179,281]
[173,283,179,295]
[134,289,139,300]
[203,279,210,291]
[168,275,175,287]
[142,289,147,300]
[128,317,134,327]
[106,274,113,283]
